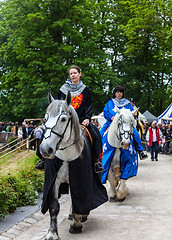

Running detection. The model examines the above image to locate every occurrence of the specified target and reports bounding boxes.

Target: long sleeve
[84,89,92,120]
[103,100,116,122]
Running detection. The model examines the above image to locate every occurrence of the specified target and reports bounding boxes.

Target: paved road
[1,153,172,240]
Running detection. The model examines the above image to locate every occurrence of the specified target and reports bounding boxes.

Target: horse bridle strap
[81,125,93,146]
[118,116,133,141]
[51,115,72,140]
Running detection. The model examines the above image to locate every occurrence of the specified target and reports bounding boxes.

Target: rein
[81,125,93,146]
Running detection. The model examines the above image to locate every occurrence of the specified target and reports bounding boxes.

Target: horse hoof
[45,232,59,240]
[117,197,126,202]
[109,197,118,202]
[81,216,87,222]
[68,214,74,220]
[69,225,83,234]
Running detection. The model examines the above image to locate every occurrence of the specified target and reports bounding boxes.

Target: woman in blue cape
[100,86,147,183]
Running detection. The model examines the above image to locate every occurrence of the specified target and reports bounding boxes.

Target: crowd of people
[0,120,46,151]
[142,120,172,157]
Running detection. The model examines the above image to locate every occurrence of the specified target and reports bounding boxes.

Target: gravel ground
[1,152,172,240]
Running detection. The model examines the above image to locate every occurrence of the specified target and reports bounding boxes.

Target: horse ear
[48,92,55,103]
[114,106,120,114]
[65,91,71,106]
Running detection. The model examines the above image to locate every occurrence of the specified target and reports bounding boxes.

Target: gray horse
[102,107,137,202]
[40,92,108,240]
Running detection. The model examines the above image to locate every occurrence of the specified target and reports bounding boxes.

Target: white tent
[157,103,172,124]
[143,110,158,123]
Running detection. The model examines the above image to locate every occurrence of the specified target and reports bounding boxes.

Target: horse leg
[45,199,60,240]
[45,163,69,240]
[68,199,87,223]
[69,214,83,234]
[68,203,74,220]
[108,149,121,202]
[116,179,129,202]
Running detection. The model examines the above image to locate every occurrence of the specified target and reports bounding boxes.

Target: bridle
[118,114,133,142]
[44,110,72,146]
[44,109,81,151]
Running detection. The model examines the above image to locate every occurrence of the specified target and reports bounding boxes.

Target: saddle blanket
[101,131,138,183]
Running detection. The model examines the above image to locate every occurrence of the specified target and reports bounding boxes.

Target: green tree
[0,0,171,122]
[117,0,172,115]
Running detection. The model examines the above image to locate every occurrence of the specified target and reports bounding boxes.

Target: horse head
[40,91,84,161]
[107,108,136,149]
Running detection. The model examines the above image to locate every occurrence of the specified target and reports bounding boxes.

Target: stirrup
[94,162,104,173]
[139,151,148,160]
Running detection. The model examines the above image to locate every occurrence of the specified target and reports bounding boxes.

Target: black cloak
[41,137,108,215]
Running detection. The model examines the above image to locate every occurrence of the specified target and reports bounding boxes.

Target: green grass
[0,150,39,175]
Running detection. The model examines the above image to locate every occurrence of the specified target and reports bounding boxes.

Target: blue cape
[101,131,139,184]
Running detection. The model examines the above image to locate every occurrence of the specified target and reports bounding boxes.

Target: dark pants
[87,123,102,160]
[150,141,159,160]
[36,138,43,159]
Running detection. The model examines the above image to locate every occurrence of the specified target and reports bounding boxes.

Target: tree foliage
[0,0,171,122]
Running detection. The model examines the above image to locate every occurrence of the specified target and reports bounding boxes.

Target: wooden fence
[0,137,36,159]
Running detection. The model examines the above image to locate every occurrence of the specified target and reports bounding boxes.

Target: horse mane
[63,102,85,152]
[47,100,62,116]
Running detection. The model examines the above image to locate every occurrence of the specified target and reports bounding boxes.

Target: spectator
[164,129,172,155]
[143,121,150,152]
[160,124,167,138]
[28,123,35,150]
[17,125,23,139]
[22,124,29,139]
[34,125,44,170]
[6,121,12,132]
[160,135,166,153]
[146,121,163,161]
[18,125,23,147]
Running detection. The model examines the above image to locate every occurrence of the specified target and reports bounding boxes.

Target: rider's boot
[35,159,45,170]
[139,151,148,160]
[94,159,104,173]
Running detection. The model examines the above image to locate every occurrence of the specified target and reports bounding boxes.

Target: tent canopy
[157,103,172,124]
[143,110,157,123]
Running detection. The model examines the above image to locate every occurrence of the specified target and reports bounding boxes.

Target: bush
[18,168,44,193]
[0,176,18,218]
[0,166,44,219]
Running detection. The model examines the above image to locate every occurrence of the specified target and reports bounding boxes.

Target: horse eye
[61,117,66,122]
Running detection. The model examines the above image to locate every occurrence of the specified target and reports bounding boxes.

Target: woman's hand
[82,119,90,127]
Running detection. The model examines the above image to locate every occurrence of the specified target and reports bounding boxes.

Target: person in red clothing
[146,121,162,161]
[58,65,104,172]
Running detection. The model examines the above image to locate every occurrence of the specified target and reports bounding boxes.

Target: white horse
[40,92,107,240]
[104,107,137,202]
